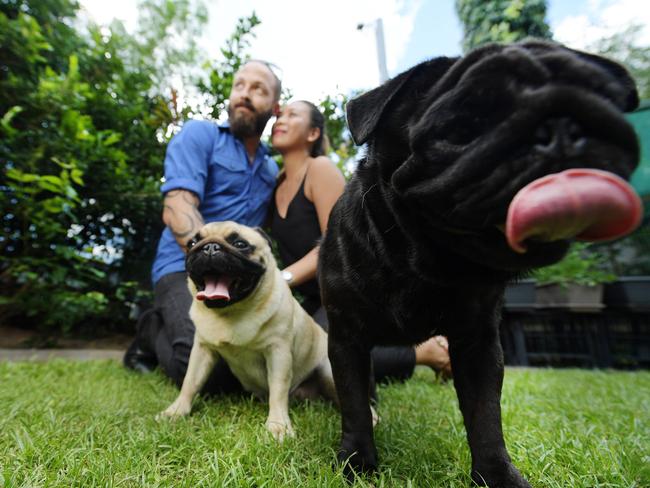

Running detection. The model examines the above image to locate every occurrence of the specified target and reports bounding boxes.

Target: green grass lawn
[0,361,648,487]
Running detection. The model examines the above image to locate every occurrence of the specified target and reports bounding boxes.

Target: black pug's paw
[337,432,378,480]
[471,462,532,488]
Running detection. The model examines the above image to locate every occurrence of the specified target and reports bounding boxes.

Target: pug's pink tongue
[197,275,232,301]
[506,169,643,253]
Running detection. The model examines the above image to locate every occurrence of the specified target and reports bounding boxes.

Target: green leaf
[70,169,84,185]
[86,268,107,279]
[103,132,122,146]
[6,168,39,183]
[1,106,23,135]
[52,157,75,170]
[64,185,79,201]
[67,54,79,81]
[38,175,65,193]
[42,198,64,213]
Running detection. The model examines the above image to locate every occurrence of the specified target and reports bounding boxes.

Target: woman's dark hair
[298,100,330,157]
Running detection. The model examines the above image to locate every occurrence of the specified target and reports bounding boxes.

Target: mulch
[0,324,131,362]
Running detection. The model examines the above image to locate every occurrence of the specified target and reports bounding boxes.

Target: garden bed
[0,324,131,350]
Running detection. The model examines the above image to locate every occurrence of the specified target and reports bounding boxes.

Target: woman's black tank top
[269,171,322,304]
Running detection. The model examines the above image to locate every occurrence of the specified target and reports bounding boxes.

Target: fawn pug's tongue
[197,275,233,301]
[506,168,643,253]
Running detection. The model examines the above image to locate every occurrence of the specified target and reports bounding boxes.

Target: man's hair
[243,59,282,102]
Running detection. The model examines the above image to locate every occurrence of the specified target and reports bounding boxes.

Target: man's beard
[228,101,273,139]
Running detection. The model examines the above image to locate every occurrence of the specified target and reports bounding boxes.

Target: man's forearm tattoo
[164,190,204,241]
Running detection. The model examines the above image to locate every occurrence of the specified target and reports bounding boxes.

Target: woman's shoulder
[307,156,343,178]
[305,156,345,200]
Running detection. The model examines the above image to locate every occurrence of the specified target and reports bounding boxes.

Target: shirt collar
[218,120,269,157]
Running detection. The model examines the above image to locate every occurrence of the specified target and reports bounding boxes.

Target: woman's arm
[283,247,319,287]
[307,157,346,233]
[282,157,345,287]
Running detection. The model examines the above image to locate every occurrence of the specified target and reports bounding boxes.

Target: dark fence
[500,278,650,369]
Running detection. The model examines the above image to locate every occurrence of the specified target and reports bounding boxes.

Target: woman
[269,100,451,381]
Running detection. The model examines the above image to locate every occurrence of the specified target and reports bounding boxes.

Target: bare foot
[415,336,452,380]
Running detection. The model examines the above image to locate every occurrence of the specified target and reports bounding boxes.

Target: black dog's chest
[360,281,502,346]
[321,189,506,346]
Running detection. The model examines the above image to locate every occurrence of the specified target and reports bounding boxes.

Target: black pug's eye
[232,239,250,250]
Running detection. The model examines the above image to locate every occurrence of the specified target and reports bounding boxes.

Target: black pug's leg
[450,323,531,488]
[328,313,377,477]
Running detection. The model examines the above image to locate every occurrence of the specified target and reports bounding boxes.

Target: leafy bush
[0,0,190,333]
[532,242,617,287]
[455,0,552,52]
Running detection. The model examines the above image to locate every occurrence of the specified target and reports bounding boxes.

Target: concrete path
[0,349,125,362]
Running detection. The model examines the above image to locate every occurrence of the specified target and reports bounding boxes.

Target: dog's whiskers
[361,184,378,209]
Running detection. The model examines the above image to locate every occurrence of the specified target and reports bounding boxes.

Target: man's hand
[162,190,204,252]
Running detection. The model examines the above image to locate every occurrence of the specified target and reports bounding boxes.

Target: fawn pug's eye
[187,233,201,250]
[233,239,250,250]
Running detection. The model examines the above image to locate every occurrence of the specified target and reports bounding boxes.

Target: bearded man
[123,60,282,392]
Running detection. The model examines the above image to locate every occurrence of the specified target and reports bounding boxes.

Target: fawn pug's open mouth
[186,236,266,308]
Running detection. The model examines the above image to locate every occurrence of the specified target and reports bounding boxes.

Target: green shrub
[532,242,617,287]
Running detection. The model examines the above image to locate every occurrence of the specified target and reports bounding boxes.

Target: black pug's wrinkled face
[347,40,643,270]
[185,222,270,308]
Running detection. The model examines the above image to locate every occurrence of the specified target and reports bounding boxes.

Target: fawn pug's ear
[253,227,273,247]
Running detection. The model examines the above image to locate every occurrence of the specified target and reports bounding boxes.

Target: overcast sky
[79,0,650,101]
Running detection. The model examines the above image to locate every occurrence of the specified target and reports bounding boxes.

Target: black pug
[319,40,643,487]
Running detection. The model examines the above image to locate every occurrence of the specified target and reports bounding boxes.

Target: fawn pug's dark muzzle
[185,238,265,308]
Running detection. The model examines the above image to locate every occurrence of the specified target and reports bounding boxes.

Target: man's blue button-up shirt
[151,120,279,285]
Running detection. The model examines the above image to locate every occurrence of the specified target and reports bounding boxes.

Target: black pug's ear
[346,57,457,145]
[253,227,273,247]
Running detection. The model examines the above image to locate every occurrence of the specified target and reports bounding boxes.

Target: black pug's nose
[202,242,221,256]
[534,117,586,157]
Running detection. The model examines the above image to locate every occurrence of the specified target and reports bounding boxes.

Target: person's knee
[155,335,190,387]
[165,354,188,388]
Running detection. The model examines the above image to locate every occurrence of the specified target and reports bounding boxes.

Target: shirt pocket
[208,155,248,197]
[254,165,277,209]
[258,165,277,193]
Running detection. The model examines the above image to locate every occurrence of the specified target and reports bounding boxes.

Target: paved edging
[0,349,125,361]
